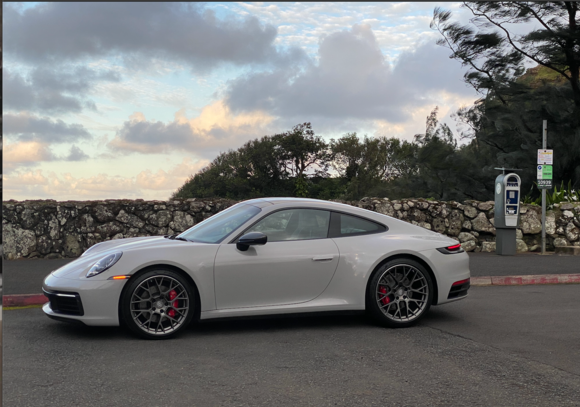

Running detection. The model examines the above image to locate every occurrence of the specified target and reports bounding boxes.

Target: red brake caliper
[168,290,178,318]
[379,287,390,305]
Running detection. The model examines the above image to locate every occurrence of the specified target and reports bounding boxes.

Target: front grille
[43,290,84,316]
[448,281,470,299]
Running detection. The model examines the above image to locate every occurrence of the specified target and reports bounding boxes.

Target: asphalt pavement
[2,252,580,296]
[3,285,580,407]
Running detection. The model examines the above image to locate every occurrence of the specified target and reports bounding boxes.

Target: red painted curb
[471,273,580,287]
[3,294,48,307]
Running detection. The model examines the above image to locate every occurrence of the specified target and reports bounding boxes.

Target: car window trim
[228,206,333,244]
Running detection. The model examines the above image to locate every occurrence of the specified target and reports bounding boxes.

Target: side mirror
[236,232,267,252]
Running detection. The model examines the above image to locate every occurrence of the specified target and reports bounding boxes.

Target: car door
[214,208,339,309]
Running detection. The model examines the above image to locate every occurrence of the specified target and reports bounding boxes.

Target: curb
[3,273,580,307]
[2,294,47,307]
[471,273,580,286]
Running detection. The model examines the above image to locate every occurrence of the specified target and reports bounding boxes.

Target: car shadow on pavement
[43,312,377,340]
[42,309,465,340]
[191,312,374,336]
[420,307,466,324]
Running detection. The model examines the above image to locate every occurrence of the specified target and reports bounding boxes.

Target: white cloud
[225,25,475,125]
[107,100,276,157]
[3,140,55,170]
[3,158,210,200]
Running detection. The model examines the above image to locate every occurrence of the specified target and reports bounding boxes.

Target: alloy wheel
[375,264,429,323]
[130,275,190,336]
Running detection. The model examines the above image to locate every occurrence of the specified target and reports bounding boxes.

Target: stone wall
[2,197,580,260]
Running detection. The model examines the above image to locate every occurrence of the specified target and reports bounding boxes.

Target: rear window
[330,212,386,237]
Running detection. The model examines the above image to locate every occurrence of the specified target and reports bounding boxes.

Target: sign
[537,149,553,165]
[537,165,553,180]
[537,179,552,189]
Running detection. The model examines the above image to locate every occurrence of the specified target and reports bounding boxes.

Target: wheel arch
[117,263,202,326]
[365,253,439,307]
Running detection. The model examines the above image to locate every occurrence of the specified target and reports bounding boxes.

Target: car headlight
[86,252,123,278]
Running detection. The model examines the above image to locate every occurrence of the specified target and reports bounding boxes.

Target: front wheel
[367,258,434,328]
[120,269,195,339]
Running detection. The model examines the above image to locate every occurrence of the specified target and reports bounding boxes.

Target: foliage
[529,180,580,207]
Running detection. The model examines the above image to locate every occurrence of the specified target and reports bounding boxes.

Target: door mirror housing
[236,232,267,251]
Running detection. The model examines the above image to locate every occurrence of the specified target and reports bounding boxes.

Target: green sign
[542,165,553,180]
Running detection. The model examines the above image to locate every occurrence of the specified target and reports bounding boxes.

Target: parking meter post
[541,120,547,255]
[494,168,522,255]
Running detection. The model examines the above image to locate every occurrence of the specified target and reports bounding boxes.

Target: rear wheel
[367,258,433,327]
[121,269,195,339]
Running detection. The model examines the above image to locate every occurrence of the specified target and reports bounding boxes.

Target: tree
[272,123,330,196]
[172,124,331,200]
[329,133,418,200]
[432,2,580,192]
[432,2,580,112]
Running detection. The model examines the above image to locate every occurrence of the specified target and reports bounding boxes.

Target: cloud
[65,145,90,161]
[3,67,120,114]
[3,170,49,186]
[107,101,275,157]
[3,113,92,143]
[3,158,210,200]
[4,69,83,114]
[3,141,56,170]
[135,158,210,191]
[4,2,307,73]
[224,24,475,125]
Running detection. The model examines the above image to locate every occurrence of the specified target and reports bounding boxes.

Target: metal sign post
[541,121,547,255]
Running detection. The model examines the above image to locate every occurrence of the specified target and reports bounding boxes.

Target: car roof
[242,197,379,217]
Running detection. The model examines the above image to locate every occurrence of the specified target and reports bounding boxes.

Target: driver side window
[246,209,331,242]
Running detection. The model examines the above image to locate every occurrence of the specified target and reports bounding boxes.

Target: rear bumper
[420,248,470,305]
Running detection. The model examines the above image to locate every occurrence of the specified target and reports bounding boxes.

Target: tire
[367,258,434,328]
[120,268,195,339]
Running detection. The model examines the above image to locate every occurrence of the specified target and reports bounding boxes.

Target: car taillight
[436,243,464,254]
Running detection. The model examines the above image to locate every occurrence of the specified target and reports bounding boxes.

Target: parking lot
[3,284,580,407]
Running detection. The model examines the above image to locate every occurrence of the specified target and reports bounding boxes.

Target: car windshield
[177,204,261,244]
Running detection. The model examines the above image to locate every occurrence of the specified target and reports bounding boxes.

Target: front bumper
[42,272,127,326]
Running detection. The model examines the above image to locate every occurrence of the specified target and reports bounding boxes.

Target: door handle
[312,256,335,262]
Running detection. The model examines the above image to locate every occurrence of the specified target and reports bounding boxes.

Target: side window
[330,212,386,237]
[245,209,331,242]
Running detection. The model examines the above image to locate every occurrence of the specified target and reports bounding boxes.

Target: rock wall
[2,197,580,259]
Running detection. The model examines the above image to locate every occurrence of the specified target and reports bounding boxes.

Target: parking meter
[494,172,521,255]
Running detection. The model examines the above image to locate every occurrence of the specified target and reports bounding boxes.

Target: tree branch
[515,2,565,49]
[432,13,509,105]
[464,2,572,81]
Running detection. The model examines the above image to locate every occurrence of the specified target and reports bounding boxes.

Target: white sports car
[43,198,470,339]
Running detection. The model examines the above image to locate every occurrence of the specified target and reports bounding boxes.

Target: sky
[3,2,483,201]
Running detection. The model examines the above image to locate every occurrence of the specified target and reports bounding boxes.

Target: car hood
[51,236,200,279]
[81,236,169,257]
